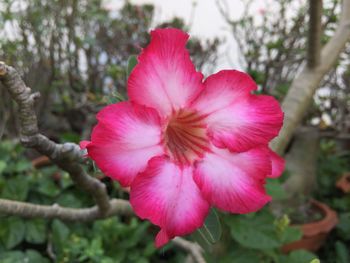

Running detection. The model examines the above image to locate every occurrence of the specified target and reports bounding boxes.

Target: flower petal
[191,70,257,114]
[130,156,210,247]
[155,229,170,248]
[79,140,90,149]
[128,28,203,118]
[86,102,164,186]
[268,148,285,178]
[194,147,272,214]
[207,95,283,152]
[191,70,283,152]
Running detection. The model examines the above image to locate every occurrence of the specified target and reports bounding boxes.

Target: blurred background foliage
[0,0,350,262]
[220,0,350,133]
[0,0,220,141]
[0,140,318,263]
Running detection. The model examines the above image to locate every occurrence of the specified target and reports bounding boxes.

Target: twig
[173,237,206,263]
[0,198,133,222]
[0,62,111,215]
[271,0,350,154]
[0,62,206,261]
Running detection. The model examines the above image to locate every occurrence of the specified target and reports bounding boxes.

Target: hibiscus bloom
[81,28,284,247]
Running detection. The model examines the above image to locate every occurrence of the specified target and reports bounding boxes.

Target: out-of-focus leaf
[0,161,6,174]
[25,219,47,244]
[1,176,29,201]
[126,55,138,77]
[56,192,83,208]
[120,220,149,248]
[221,248,261,263]
[280,226,302,244]
[14,160,32,172]
[0,251,24,263]
[191,229,212,252]
[280,250,318,263]
[0,217,25,249]
[60,172,73,189]
[108,91,126,104]
[51,219,70,256]
[197,209,222,243]
[192,209,222,252]
[36,176,60,197]
[335,241,349,263]
[225,211,282,249]
[266,179,288,200]
[26,250,50,263]
[337,212,350,240]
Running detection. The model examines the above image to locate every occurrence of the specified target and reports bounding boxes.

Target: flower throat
[164,109,210,165]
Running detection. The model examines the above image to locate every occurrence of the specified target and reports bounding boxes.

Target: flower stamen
[165,110,209,165]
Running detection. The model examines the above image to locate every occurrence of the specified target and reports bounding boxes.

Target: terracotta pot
[31,155,51,169]
[282,200,338,253]
[336,173,350,193]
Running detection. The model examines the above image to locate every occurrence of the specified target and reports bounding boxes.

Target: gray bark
[271,0,350,154]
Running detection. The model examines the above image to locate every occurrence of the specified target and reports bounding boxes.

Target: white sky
[103,0,267,73]
[130,0,245,72]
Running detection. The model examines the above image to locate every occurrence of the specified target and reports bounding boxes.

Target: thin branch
[0,62,206,262]
[308,0,323,68]
[271,0,350,154]
[0,196,205,262]
[0,198,133,222]
[173,237,206,263]
[0,62,111,215]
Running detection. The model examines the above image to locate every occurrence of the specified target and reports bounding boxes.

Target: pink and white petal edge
[206,95,284,152]
[130,156,210,247]
[128,28,203,118]
[85,102,164,187]
[194,146,272,214]
[190,70,257,115]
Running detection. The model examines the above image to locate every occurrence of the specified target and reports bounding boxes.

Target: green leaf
[60,132,81,144]
[335,241,349,263]
[0,217,25,249]
[36,176,60,197]
[280,226,302,244]
[191,229,212,252]
[25,219,47,244]
[1,176,29,201]
[119,220,149,248]
[266,179,288,200]
[0,161,6,174]
[56,192,83,208]
[225,211,282,249]
[126,55,138,77]
[0,251,24,263]
[108,91,126,104]
[281,250,318,263]
[222,248,261,263]
[25,250,50,263]
[337,212,350,240]
[60,172,73,190]
[5,159,32,173]
[14,160,32,172]
[51,219,70,254]
[197,209,222,243]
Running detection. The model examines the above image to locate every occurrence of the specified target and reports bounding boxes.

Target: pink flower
[81,28,284,247]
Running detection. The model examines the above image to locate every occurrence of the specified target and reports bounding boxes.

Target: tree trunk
[271,0,350,154]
